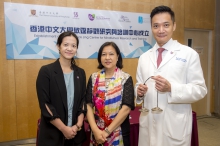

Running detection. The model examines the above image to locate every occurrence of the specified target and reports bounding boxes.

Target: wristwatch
[104,127,111,135]
[75,124,81,131]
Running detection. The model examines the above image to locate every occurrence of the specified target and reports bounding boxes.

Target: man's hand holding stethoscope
[152,75,171,92]
[137,75,171,97]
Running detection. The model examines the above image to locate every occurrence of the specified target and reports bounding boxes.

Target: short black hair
[150,5,175,24]
[97,42,123,69]
[56,31,79,68]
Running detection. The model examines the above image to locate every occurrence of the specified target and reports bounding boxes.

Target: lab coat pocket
[163,108,187,140]
[139,112,149,128]
[168,62,186,80]
[169,62,186,70]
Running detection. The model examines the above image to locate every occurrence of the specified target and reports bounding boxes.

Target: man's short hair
[150,5,175,23]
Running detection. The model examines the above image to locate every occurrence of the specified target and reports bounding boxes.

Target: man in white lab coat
[135,5,207,146]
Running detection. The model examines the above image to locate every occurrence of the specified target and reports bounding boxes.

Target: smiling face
[58,35,77,61]
[101,45,118,71]
[151,12,176,47]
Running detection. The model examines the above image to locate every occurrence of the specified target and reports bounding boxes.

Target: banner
[4,2,153,59]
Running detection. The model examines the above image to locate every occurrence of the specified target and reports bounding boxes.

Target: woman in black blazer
[36,31,86,146]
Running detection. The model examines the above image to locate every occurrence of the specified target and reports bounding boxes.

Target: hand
[71,125,78,135]
[152,75,171,92]
[137,84,148,97]
[93,128,106,144]
[61,126,76,139]
[101,130,109,140]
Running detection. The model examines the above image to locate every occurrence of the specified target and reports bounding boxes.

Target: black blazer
[36,59,86,146]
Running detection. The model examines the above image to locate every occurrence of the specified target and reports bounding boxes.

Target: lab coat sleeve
[168,52,207,104]
[135,56,144,105]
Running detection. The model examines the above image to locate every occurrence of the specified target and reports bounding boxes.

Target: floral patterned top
[86,68,135,146]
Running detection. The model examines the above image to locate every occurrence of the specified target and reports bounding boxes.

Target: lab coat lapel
[149,47,157,68]
[158,41,180,69]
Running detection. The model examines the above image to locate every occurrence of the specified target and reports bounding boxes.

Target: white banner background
[4,2,154,59]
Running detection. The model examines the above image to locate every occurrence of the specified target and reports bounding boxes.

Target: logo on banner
[88,14,95,21]
[96,16,110,20]
[119,15,130,22]
[38,11,68,18]
[138,16,149,24]
[138,16,143,24]
[73,12,79,19]
[29,9,37,17]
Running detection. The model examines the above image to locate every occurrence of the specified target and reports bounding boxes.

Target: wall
[184,0,215,114]
[0,0,215,142]
[214,0,220,115]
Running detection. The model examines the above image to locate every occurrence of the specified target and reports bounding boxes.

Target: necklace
[105,78,111,89]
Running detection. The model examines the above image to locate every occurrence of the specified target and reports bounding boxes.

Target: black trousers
[64,139,82,146]
[122,134,130,146]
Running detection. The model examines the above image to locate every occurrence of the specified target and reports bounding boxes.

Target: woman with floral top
[86,42,135,146]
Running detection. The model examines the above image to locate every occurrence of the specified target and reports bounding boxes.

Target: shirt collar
[156,38,173,51]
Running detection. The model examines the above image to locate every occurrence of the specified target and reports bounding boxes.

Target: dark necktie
[157,48,165,68]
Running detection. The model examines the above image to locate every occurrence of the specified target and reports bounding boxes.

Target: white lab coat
[135,39,207,146]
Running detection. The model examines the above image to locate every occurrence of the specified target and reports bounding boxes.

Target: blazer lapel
[53,59,68,112]
[73,66,80,109]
